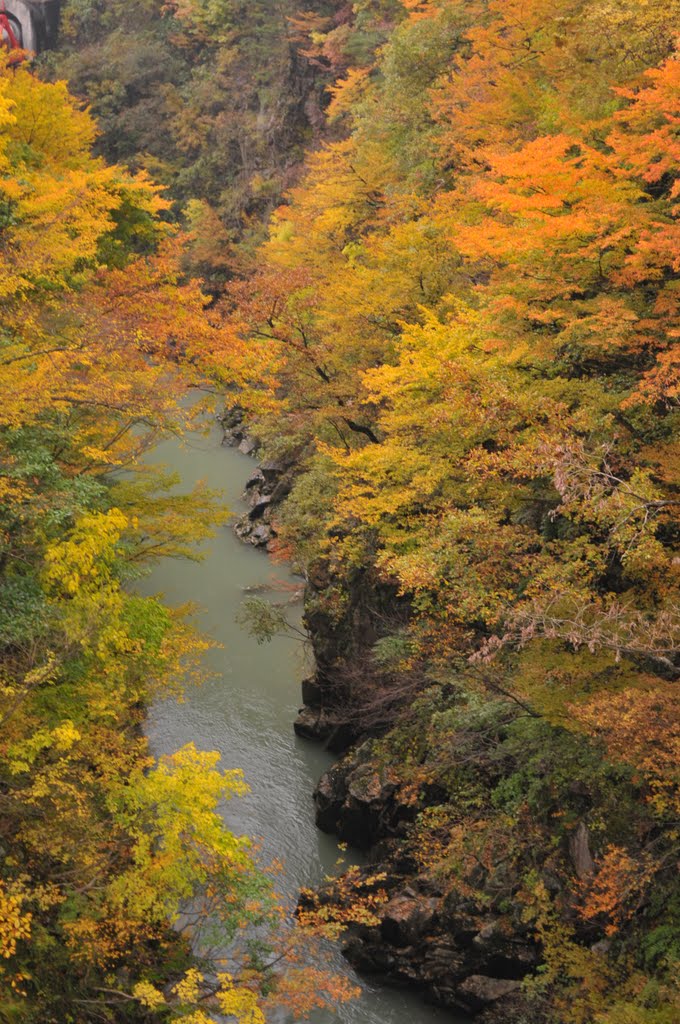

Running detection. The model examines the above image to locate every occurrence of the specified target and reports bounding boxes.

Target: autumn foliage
[206,0,680,1020]
[0,58,355,1023]
[4,0,680,1020]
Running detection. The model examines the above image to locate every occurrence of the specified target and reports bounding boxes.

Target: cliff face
[294,582,543,1020]
[43,0,337,288]
[288,587,533,1019]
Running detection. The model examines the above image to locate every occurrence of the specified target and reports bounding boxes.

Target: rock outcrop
[313,740,412,848]
[305,737,544,1019]
[220,407,300,551]
[342,874,538,1016]
[305,844,541,1018]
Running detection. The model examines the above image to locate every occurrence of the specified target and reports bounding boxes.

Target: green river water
[138,419,464,1024]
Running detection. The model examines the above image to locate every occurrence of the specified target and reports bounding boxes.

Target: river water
[138,419,463,1024]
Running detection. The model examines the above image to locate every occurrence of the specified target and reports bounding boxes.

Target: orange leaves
[87,236,214,361]
[611,56,680,189]
[399,0,440,23]
[264,964,359,1018]
[447,129,640,307]
[326,67,370,123]
[297,865,389,939]
[626,346,680,408]
[577,845,654,936]
[210,5,680,1022]
[430,0,558,160]
[428,39,680,417]
[572,686,680,817]
[244,0,680,693]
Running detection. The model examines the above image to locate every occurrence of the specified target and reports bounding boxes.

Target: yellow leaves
[109,468,228,564]
[0,62,166,308]
[0,70,16,138]
[264,136,389,269]
[426,13,680,397]
[133,980,166,1009]
[328,439,439,528]
[0,50,355,1024]
[7,720,82,774]
[4,70,97,170]
[106,744,251,926]
[173,967,204,1003]
[51,720,82,752]
[44,509,128,596]
[0,71,188,507]
[147,741,249,803]
[7,166,116,288]
[0,882,32,960]
[519,876,620,1024]
[216,974,265,1024]
[41,510,135,657]
[131,929,358,1022]
[326,67,370,122]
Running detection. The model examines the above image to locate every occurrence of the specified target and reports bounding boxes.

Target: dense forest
[0,0,678,1022]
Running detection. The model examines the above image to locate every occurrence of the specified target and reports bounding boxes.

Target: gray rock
[250,523,273,547]
[381,894,439,946]
[233,518,252,540]
[238,437,259,456]
[244,469,265,492]
[260,460,286,483]
[457,975,522,1010]
[294,706,335,742]
[314,761,350,833]
[301,675,323,706]
[569,821,594,878]
[346,763,397,806]
[248,497,272,521]
[473,919,502,948]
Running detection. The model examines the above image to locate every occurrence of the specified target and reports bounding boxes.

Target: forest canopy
[0,55,353,1024]
[1,0,678,1021]
[207,1,679,1021]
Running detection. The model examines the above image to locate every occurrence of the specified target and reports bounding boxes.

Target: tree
[212,2,680,1019]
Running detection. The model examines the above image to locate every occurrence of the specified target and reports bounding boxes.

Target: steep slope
[222,2,680,1021]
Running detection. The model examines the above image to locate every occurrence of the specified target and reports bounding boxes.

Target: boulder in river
[293,705,336,742]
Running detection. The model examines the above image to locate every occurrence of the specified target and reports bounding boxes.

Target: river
[137,417,463,1024]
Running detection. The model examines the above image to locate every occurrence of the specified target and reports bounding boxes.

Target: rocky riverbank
[308,740,542,1022]
[224,427,548,1022]
[221,411,650,1024]
[220,407,290,551]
